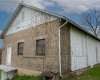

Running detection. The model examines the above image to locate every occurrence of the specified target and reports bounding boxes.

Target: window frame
[17,42,24,55]
[36,39,45,56]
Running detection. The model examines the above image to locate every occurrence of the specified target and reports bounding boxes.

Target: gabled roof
[0,3,100,40]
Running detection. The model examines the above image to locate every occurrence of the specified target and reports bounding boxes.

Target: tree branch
[81,9,100,37]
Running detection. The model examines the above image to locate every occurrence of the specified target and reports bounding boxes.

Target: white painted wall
[1,71,7,80]
[70,27,100,71]
[1,71,16,80]
[6,7,58,35]
[6,47,12,65]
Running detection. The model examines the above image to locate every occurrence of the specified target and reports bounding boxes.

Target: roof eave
[0,3,64,38]
[0,3,100,41]
[64,17,100,41]
[0,3,23,39]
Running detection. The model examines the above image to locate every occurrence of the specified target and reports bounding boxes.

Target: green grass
[7,65,100,80]
[64,65,100,80]
[11,76,42,80]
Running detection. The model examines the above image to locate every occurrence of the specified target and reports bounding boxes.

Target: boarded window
[18,42,24,55]
[36,39,45,55]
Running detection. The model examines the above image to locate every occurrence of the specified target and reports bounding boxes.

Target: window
[21,11,25,20]
[36,39,45,55]
[18,42,24,55]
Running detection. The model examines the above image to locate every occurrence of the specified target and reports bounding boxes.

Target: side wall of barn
[70,26,100,71]
[60,24,71,75]
[1,6,60,76]
[2,20,60,75]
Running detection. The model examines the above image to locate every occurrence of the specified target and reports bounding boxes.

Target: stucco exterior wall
[60,24,71,75]
[2,20,60,75]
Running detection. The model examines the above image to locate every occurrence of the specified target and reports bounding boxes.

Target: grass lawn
[64,65,100,80]
[11,76,42,80]
[8,65,100,80]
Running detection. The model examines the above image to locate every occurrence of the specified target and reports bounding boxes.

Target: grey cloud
[0,0,52,13]
[50,0,100,13]
[0,0,100,14]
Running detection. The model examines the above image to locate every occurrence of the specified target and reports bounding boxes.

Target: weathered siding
[6,7,58,35]
[70,26,100,71]
[2,20,60,75]
[60,24,71,75]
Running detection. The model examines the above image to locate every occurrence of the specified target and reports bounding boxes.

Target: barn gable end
[5,6,58,36]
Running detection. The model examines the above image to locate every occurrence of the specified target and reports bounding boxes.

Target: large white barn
[0,3,100,80]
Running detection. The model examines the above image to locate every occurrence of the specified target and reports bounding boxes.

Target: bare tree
[81,9,100,37]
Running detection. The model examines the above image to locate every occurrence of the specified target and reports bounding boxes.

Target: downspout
[59,20,67,78]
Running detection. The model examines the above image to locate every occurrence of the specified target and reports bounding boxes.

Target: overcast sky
[0,0,100,13]
[0,0,100,47]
